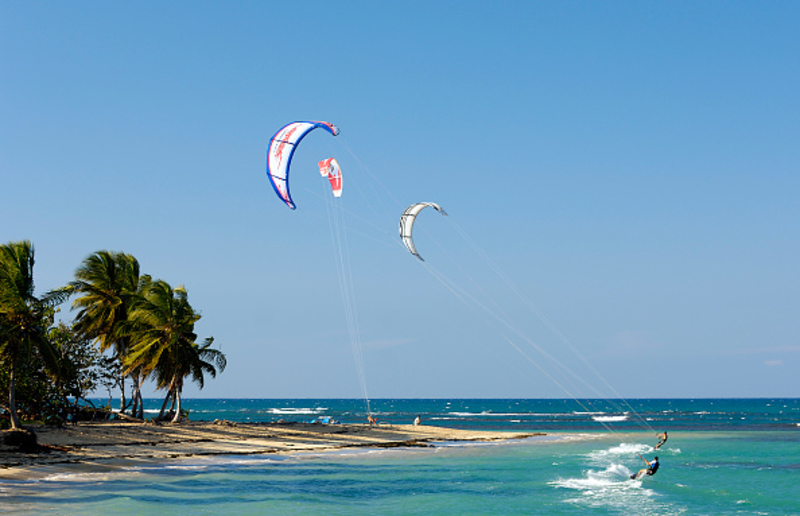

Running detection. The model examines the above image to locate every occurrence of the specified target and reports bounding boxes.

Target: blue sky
[2,1,798,399]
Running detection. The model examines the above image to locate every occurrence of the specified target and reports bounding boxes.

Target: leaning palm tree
[67,251,148,416]
[0,241,66,429]
[150,338,226,423]
[123,281,224,423]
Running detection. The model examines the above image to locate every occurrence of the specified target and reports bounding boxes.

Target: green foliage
[0,316,121,425]
[2,242,227,425]
[123,280,226,422]
[48,322,116,401]
[0,241,61,428]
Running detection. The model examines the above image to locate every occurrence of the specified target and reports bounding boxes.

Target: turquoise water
[3,399,799,515]
[167,398,800,431]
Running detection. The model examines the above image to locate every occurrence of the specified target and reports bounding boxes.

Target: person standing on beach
[413,415,421,426]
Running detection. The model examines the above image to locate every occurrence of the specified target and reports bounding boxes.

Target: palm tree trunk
[131,375,144,419]
[136,385,144,420]
[119,371,126,414]
[158,391,172,420]
[171,387,182,424]
[8,364,21,430]
[131,390,138,419]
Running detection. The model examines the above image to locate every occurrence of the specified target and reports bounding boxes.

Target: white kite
[399,202,448,261]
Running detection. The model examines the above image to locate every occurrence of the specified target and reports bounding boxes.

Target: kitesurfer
[630,455,659,480]
[655,431,668,449]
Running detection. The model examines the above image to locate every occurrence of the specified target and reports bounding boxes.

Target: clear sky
[2,1,798,400]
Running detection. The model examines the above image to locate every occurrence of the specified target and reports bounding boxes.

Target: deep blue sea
[3,399,799,515]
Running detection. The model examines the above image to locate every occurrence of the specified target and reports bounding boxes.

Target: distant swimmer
[630,455,659,480]
[655,431,668,449]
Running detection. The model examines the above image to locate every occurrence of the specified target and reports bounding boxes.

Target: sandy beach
[1,421,542,475]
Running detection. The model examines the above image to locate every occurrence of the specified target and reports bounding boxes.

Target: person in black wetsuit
[630,455,659,479]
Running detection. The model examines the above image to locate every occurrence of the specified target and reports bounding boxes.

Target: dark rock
[2,428,39,451]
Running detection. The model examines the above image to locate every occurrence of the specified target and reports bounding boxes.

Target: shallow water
[2,399,799,515]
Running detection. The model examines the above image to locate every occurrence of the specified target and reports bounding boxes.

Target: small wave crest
[268,407,327,415]
[592,415,628,422]
[588,442,651,462]
[550,463,633,490]
[445,411,547,417]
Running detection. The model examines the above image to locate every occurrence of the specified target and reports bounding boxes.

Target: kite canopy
[399,202,448,261]
[318,158,343,197]
[266,121,340,209]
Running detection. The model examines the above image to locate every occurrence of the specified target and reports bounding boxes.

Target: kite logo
[273,125,299,168]
[275,183,290,204]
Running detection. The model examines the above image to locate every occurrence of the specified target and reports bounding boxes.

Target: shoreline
[1,421,549,476]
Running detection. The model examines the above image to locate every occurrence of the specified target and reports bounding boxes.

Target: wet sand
[1,421,543,475]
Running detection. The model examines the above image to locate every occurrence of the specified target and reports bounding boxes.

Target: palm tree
[0,241,65,429]
[123,281,225,423]
[67,251,148,416]
[152,338,226,423]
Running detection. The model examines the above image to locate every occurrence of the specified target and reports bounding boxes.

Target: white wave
[587,442,651,463]
[550,463,640,496]
[163,464,209,471]
[42,470,137,482]
[267,407,325,415]
[550,463,684,515]
[447,411,564,417]
[193,456,288,466]
[592,415,628,422]
[446,411,527,417]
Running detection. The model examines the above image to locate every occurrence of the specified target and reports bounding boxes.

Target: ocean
[2,399,799,515]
